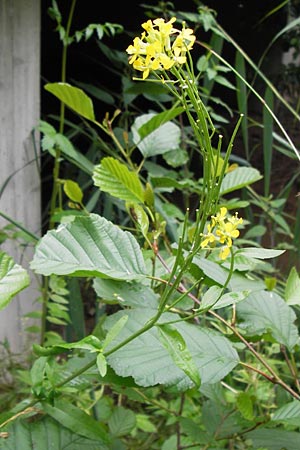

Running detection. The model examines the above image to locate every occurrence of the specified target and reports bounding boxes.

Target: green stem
[49,0,77,230]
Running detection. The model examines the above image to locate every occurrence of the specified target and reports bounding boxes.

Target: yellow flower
[126,17,196,79]
[200,208,243,260]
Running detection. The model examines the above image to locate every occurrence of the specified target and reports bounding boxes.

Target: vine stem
[40,0,77,345]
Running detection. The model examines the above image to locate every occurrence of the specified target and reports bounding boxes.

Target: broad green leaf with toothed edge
[93,157,144,203]
[30,214,146,280]
[237,290,299,350]
[0,251,30,311]
[104,309,239,390]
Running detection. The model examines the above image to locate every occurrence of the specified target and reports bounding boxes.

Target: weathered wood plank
[0,0,41,352]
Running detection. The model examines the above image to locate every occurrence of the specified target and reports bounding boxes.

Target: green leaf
[236,392,254,420]
[127,203,149,238]
[246,428,300,450]
[193,256,265,292]
[201,285,223,310]
[97,353,107,377]
[30,214,146,280]
[211,290,250,310]
[108,406,136,437]
[220,167,262,195]
[42,401,110,443]
[235,247,285,260]
[237,290,299,350]
[157,324,201,388]
[104,309,239,390]
[0,251,30,311]
[93,157,144,203]
[44,82,95,121]
[93,278,158,308]
[137,107,184,140]
[52,334,102,352]
[136,414,157,433]
[215,74,236,90]
[0,415,109,450]
[103,315,128,350]
[63,179,83,203]
[131,113,181,158]
[285,267,300,306]
[272,400,300,427]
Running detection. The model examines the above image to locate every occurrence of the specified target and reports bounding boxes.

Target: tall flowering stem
[126,17,242,252]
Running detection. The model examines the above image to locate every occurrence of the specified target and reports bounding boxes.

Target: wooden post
[0,0,41,353]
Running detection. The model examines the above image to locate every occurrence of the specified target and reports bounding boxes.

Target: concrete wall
[0,0,41,353]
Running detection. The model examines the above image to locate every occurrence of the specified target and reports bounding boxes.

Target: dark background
[41,0,287,116]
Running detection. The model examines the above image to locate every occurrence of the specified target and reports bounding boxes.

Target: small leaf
[0,251,30,310]
[132,113,181,158]
[63,179,83,204]
[236,392,254,420]
[103,315,128,350]
[201,286,223,310]
[108,406,136,437]
[93,157,144,203]
[45,83,95,121]
[137,107,184,140]
[157,324,201,388]
[97,353,107,377]
[220,167,262,195]
[127,203,149,238]
[285,267,300,306]
[211,290,250,310]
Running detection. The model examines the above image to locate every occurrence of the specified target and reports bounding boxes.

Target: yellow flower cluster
[200,207,243,260]
[126,17,196,80]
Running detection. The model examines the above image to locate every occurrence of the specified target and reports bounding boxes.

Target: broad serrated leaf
[93,157,144,203]
[285,267,300,306]
[246,428,300,450]
[132,113,181,158]
[30,214,146,280]
[0,415,109,450]
[104,309,239,390]
[272,400,300,427]
[220,167,262,195]
[0,251,30,311]
[45,82,95,121]
[108,406,136,437]
[93,278,158,308]
[237,290,299,350]
[157,324,201,388]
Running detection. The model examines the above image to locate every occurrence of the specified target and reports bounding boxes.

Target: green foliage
[2,1,300,449]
